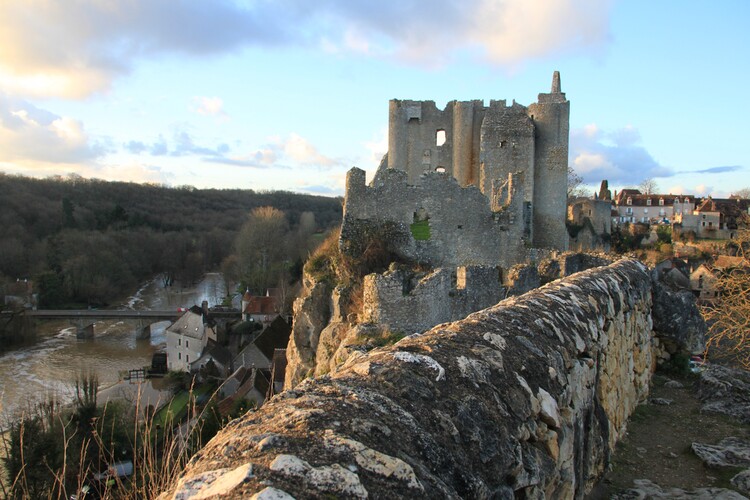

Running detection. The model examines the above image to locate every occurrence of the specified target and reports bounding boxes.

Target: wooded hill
[0,173,342,307]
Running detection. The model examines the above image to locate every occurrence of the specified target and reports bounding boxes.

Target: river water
[0,273,231,424]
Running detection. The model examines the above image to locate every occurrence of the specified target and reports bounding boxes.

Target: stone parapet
[165,259,658,499]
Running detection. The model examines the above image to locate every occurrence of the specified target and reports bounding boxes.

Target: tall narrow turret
[527,71,570,250]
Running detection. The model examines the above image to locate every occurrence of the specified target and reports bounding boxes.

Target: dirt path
[588,372,750,498]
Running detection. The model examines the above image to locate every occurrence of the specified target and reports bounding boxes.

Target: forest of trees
[0,173,342,308]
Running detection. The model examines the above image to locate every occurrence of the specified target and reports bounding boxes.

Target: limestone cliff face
[166,259,661,499]
[284,275,332,388]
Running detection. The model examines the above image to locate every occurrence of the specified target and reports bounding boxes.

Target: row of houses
[612,189,750,239]
[163,290,290,410]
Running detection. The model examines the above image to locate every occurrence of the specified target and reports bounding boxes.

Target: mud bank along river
[0,273,231,424]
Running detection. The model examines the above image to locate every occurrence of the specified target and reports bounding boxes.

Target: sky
[0,0,748,198]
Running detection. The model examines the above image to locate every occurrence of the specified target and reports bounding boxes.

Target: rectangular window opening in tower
[436,129,446,146]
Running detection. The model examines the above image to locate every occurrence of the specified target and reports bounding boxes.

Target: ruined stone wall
[342,166,526,269]
[361,265,503,335]
[166,259,658,499]
[388,99,487,186]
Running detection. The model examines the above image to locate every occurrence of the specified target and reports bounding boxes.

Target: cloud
[191,96,228,119]
[570,124,672,185]
[685,165,743,175]
[0,94,106,163]
[0,0,614,99]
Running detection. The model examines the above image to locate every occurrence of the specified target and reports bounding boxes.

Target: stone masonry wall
[341,166,526,270]
[165,259,656,499]
[361,265,503,335]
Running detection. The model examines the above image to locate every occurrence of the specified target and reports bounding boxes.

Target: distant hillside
[0,173,342,307]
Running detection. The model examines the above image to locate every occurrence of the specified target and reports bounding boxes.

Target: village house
[165,301,217,372]
[234,316,291,371]
[675,197,750,240]
[689,255,747,303]
[241,288,282,326]
[613,189,696,225]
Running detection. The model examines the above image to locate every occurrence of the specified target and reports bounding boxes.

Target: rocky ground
[588,365,750,499]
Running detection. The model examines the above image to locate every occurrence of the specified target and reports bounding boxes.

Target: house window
[698,276,703,288]
[186,340,189,348]
[178,352,182,360]
[647,198,652,206]
[626,207,632,214]
[178,338,181,346]
[644,208,649,214]
[186,355,189,363]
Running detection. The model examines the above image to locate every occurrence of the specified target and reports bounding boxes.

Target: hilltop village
[5,73,750,499]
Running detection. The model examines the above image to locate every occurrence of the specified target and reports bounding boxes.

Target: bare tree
[701,229,750,368]
[567,166,587,199]
[638,178,659,195]
[732,187,750,199]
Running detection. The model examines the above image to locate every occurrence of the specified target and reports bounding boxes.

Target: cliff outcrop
[165,259,664,499]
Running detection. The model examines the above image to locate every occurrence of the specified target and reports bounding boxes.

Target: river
[0,273,232,424]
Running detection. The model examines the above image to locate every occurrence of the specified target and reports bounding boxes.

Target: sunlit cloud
[0,94,106,163]
[0,0,614,99]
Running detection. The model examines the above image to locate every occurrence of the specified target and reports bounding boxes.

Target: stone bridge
[19,309,240,339]
[162,259,703,499]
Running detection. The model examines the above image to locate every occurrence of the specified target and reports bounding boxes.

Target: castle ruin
[384,70,569,250]
[340,71,570,278]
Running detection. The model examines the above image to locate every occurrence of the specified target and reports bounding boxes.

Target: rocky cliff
[164,259,672,499]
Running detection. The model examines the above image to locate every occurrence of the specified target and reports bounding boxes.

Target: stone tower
[527,71,570,250]
[385,72,569,251]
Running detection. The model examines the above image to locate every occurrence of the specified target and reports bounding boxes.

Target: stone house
[614,190,695,225]
[567,196,612,252]
[165,302,217,372]
[690,264,720,302]
[217,366,271,414]
[675,197,750,240]
[241,289,281,326]
[234,316,291,371]
[191,341,232,378]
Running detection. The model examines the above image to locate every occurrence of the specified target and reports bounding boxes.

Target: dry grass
[0,382,224,499]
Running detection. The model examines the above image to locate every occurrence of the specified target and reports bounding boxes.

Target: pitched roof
[272,349,287,384]
[166,309,208,339]
[253,316,292,360]
[204,341,232,366]
[696,197,718,213]
[244,295,278,315]
[617,193,695,207]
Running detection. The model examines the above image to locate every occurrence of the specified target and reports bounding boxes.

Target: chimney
[202,300,209,316]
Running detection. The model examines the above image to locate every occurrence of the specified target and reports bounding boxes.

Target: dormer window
[646,198,652,206]
[626,197,632,205]
[684,198,690,203]
[674,198,679,205]
[659,198,664,206]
